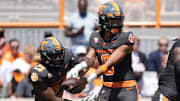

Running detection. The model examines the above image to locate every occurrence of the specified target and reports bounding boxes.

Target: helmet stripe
[110,2,120,16]
[48,37,61,50]
[99,5,107,15]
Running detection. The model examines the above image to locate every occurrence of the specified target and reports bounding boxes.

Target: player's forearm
[73,57,94,73]
[74,46,96,70]
[84,57,95,67]
[105,45,130,68]
[85,46,96,67]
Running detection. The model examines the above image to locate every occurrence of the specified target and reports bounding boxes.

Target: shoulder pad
[112,31,135,48]
[89,31,103,49]
[30,64,48,84]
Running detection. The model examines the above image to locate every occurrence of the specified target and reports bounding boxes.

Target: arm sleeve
[29,66,48,84]
[125,31,135,46]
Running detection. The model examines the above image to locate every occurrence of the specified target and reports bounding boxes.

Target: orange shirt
[0,50,23,65]
[12,59,38,83]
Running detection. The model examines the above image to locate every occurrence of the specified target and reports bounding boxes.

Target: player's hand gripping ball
[62,77,87,94]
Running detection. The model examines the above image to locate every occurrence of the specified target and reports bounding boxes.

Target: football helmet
[98,2,124,34]
[40,37,64,68]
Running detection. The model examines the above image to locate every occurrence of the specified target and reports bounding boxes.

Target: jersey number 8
[101,54,114,76]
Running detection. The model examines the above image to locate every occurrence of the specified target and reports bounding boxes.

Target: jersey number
[34,64,46,72]
[101,54,114,76]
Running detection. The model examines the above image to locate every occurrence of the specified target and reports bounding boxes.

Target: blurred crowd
[0,0,173,99]
[65,0,180,22]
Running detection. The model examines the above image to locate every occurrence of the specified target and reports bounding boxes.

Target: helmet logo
[94,37,99,44]
[41,41,48,51]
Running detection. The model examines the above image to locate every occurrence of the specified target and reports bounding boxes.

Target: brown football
[62,78,79,94]
[62,77,86,94]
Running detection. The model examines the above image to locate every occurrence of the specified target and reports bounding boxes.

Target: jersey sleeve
[29,64,48,84]
[126,31,135,45]
[112,31,135,48]
[89,31,102,49]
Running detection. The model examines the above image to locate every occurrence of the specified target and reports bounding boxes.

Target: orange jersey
[0,50,23,65]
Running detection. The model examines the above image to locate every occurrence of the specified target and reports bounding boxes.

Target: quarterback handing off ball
[62,77,87,94]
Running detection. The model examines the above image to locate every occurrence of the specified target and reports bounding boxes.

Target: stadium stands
[0,0,58,22]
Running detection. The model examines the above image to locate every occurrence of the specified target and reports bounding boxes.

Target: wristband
[99,65,108,73]
[86,72,97,83]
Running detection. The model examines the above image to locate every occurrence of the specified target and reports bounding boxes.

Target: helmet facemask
[41,49,64,68]
[100,16,124,35]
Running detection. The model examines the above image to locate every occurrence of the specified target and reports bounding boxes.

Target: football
[62,77,87,94]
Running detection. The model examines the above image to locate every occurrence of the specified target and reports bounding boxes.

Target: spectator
[0,28,10,59]
[11,45,36,74]
[148,37,169,74]
[124,0,146,21]
[0,39,23,97]
[0,28,10,89]
[65,0,97,54]
[74,45,87,62]
[10,45,37,98]
[15,76,33,98]
[131,37,147,94]
[9,45,36,97]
